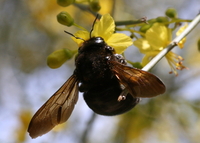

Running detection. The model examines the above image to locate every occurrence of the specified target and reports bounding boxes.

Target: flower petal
[146,23,170,50]
[176,23,188,36]
[107,33,133,54]
[141,51,159,66]
[133,38,151,53]
[72,30,90,46]
[92,14,115,41]
[176,24,188,49]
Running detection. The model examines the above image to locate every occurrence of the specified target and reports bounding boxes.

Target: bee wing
[28,74,79,138]
[109,61,166,98]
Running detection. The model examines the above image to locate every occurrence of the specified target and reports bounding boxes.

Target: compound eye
[95,37,104,43]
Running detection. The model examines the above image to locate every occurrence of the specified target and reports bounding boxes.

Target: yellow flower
[72,14,133,54]
[16,110,32,142]
[176,23,188,48]
[134,23,187,75]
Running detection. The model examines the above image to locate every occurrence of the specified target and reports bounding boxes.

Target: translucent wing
[28,74,79,138]
[109,61,166,98]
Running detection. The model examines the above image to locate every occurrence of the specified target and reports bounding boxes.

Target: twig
[142,13,200,71]
[80,112,97,143]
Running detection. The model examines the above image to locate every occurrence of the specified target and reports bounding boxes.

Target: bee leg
[114,54,127,65]
[105,46,114,52]
[118,88,129,102]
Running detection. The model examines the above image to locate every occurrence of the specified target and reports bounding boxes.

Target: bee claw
[118,95,126,102]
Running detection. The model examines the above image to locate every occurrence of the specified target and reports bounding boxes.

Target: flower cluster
[134,23,187,75]
[49,11,189,76]
[47,14,133,68]
[72,14,133,54]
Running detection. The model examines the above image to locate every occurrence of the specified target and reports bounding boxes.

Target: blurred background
[0,0,200,143]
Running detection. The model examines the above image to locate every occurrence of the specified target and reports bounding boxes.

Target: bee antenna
[64,31,85,42]
[89,14,100,38]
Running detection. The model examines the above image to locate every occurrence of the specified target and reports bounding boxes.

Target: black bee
[28,16,166,138]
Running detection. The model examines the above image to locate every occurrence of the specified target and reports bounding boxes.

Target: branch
[80,112,97,143]
[142,13,200,71]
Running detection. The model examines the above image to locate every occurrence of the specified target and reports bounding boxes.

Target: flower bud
[139,24,152,33]
[57,11,74,26]
[47,49,75,69]
[156,16,169,23]
[89,0,101,12]
[57,0,75,7]
[147,18,157,24]
[165,8,178,18]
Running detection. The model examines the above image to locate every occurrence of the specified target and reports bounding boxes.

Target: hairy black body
[28,36,165,138]
[75,37,139,115]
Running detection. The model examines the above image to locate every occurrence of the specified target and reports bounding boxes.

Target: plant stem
[142,13,200,72]
[73,23,87,31]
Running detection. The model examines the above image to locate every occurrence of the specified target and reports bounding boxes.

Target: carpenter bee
[28,15,166,138]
